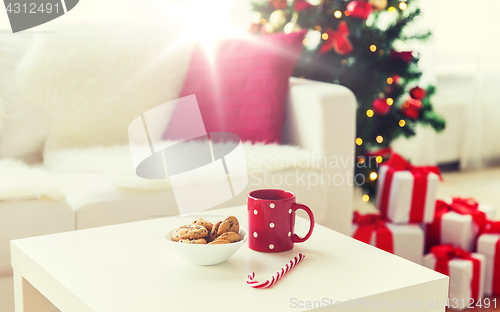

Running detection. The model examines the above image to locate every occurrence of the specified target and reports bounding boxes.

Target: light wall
[392,0,500,167]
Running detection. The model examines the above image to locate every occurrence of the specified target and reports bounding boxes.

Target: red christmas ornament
[401,98,422,119]
[409,86,426,100]
[248,23,261,34]
[319,21,353,55]
[270,0,287,9]
[372,98,391,115]
[294,0,313,11]
[346,1,373,20]
[390,50,414,63]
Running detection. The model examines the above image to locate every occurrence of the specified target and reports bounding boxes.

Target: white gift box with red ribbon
[375,164,439,224]
[352,222,424,264]
[424,198,496,252]
[477,233,500,296]
[423,251,486,311]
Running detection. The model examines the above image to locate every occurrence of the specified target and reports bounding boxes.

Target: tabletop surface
[11,206,447,312]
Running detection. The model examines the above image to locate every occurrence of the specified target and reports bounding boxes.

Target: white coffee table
[11,206,448,312]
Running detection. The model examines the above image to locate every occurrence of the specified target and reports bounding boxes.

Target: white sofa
[0,77,356,268]
[0,5,356,311]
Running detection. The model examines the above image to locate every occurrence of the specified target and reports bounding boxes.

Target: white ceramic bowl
[164,227,248,265]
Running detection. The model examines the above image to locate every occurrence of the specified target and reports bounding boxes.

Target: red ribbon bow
[294,0,313,11]
[438,198,485,227]
[484,220,500,295]
[319,21,353,55]
[431,244,471,261]
[485,220,500,234]
[353,212,393,253]
[379,153,442,222]
[364,147,393,158]
[390,50,414,63]
[426,198,488,250]
[431,244,481,301]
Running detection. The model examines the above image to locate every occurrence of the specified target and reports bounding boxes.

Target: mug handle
[292,203,315,243]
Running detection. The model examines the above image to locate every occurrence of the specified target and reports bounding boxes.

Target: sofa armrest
[282,77,356,235]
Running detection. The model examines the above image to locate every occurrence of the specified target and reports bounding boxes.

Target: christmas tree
[251,0,445,201]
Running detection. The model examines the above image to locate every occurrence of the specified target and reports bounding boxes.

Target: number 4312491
[6,3,59,14]
[446,298,496,309]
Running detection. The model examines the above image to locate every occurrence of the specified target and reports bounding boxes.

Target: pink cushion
[165,31,306,143]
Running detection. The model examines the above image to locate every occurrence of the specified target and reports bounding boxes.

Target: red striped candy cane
[247,253,305,289]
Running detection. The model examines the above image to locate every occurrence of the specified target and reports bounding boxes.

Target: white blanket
[0,158,64,200]
[44,143,322,190]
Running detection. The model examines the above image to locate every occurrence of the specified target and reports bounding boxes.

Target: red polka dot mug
[248,189,315,253]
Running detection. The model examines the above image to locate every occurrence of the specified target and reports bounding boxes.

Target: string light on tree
[370,172,378,180]
[376,135,383,143]
[366,109,374,117]
[399,2,407,10]
[399,120,406,127]
[386,98,394,106]
[356,138,363,145]
[362,195,370,202]
[334,10,342,18]
[358,157,365,165]
[376,156,383,163]
[370,44,377,52]
[322,33,328,40]
[387,77,393,84]
[369,0,387,11]
[388,6,396,12]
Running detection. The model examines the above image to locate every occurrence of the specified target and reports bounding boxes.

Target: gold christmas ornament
[269,10,287,29]
[369,0,388,11]
[264,23,277,34]
[284,20,301,34]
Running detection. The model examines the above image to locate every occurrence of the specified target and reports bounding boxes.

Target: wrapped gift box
[477,231,500,296]
[423,245,486,311]
[375,154,440,224]
[425,198,496,252]
[352,212,424,264]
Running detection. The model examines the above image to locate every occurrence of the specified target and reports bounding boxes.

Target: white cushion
[0,35,48,162]
[0,103,49,163]
[17,23,194,152]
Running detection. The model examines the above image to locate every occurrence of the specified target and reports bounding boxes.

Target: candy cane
[247,253,305,289]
